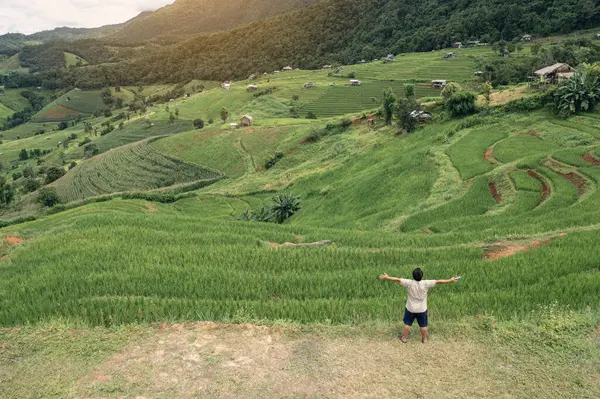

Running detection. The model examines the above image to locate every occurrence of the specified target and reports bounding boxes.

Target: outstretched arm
[379,273,403,283]
[435,277,459,285]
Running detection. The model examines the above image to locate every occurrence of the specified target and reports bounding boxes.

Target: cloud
[0,0,175,35]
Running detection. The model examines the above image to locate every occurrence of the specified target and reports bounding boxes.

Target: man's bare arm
[435,277,459,285]
[379,273,402,283]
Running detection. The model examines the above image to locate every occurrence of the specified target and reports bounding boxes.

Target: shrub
[395,98,419,133]
[441,82,462,102]
[271,193,302,224]
[44,166,66,184]
[78,137,92,147]
[84,143,99,158]
[193,119,205,129]
[265,152,284,170]
[446,91,477,118]
[22,177,41,193]
[37,187,61,207]
[306,111,318,119]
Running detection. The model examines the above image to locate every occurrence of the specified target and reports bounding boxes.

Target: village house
[249,74,256,80]
[443,52,456,59]
[221,82,231,90]
[431,80,447,88]
[454,42,463,48]
[282,66,293,71]
[322,65,332,69]
[247,85,258,91]
[465,40,480,47]
[596,33,600,40]
[359,60,367,64]
[350,79,361,86]
[534,63,574,83]
[302,82,314,89]
[522,34,533,42]
[230,123,239,129]
[240,115,254,127]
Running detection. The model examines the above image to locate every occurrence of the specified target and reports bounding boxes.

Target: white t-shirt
[399,279,437,313]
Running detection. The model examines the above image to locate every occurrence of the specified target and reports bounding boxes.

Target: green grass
[64,52,88,67]
[52,139,222,203]
[33,88,135,122]
[0,89,33,112]
[446,128,508,179]
[0,102,14,119]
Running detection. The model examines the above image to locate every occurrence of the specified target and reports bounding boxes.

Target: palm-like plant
[556,66,600,117]
[271,194,301,224]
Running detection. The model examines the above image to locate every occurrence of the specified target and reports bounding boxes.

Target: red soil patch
[4,235,24,246]
[245,128,255,134]
[484,233,567,261]
[488,182,502,203]
[556,172,586,197]
[583,153,600,167]
[483,147,500,165]
[38,104,83,120]
[528,170,550,204]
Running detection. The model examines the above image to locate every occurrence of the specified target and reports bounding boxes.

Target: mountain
[107,0,319,44]
[0,0,318,54]
[68,0,600,85]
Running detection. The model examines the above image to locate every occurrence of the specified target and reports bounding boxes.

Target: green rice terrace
[0,44,599,398]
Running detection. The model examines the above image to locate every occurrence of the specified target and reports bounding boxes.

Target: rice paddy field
[52,139,222,202]
[0,45,598,335]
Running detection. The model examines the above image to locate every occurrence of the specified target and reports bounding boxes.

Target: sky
[0,0,175,35]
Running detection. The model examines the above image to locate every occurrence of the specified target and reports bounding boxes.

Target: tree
[531,42,542,56]
[0,177,15,206]
[22,177,41,193]
[446,91,477,117]
[57,121,69,131]
[516,43,524,56]
[442,82,462,102]
[37,187,60,207]
[84,143,100,158]
[271,193,301,224]
[84,122,93,133]
[404,84,415,99]
[208,118,214,124]
[382,88,397,125]
[18,149,29,161]
[193,119,205,129]
[119,122,125,130]
[394,98,418,133]
[306,111,318,119]
[169,113,176,123]
[482,82,493,106]
[44,166,66,184]
[220,107,229,123]
[23,165,35,178]
[555,65,600,117]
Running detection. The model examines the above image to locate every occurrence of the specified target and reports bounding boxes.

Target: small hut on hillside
[282,66,293,71]
[303,82,314,89]
[522,34,533,42]
[240,115,254,127]
[247,85,258,91]
[534,63,574,83]
[350,79,362,86]
[431,80,447,88]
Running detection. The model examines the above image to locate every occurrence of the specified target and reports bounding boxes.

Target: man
[379,268,459,344]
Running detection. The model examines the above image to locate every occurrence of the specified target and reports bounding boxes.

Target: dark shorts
[403,308,428,327]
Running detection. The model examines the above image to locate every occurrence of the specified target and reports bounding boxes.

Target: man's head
[412,268,423,281]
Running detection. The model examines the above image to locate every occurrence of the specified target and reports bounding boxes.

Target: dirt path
[528,169,550,205]
[238,138,257,174]
[69,323,515,399]
[484,233,567,260]
[484,146,501,165]
[544,159,588,197]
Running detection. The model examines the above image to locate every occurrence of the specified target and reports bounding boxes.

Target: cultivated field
[52,139,222,202]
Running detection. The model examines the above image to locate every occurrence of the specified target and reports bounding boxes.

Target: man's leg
[420,327,428,344]
[401,325,411,341]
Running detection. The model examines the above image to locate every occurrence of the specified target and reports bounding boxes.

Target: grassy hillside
[32,88,134,122]
[52,139,222,202]
[64,52,88,67]
[0,54,26,73]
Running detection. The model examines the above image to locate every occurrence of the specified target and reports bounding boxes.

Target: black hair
[413,268,423,281]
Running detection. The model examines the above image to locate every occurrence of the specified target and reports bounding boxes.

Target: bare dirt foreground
[1,322,599,399]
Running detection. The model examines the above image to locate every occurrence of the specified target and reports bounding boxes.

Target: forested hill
[85,0,600,84]
[0,0,318,54]
[5,0,600,88]
[107,0,319,44]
